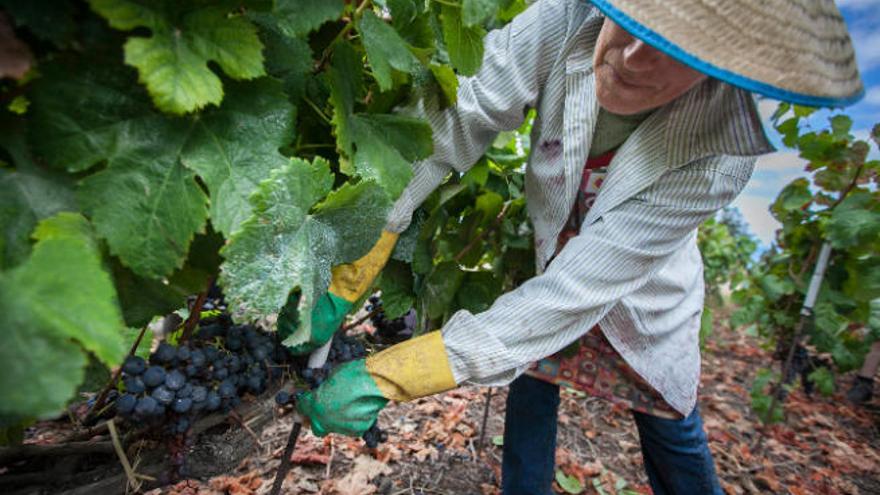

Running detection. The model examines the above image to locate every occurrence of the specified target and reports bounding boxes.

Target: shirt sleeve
[439,155,757,385]
[385,0,569,233]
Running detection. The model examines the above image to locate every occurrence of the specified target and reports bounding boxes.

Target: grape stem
[180,276,214,342]
[82,324,149,426]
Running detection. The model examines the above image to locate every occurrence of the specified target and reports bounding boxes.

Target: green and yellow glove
[297,331,457,437]
[278,231,398,355]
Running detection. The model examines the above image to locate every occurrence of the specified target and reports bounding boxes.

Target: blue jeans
[502,375,723,495]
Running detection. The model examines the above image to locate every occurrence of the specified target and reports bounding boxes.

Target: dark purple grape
[218,380,236,398]
[191,386,207,403]
[204,346,219,361]
[134,396,158,416]
[213,367,229,380]
[275,390,290,405]
[176,346,191,362]
[172,397,193,413]
[124,376,145,394]
[226,337,242,351]
[190,349,206,367]
[246,375,263,393]
[154,342,176,363]
[165,370,186,390]
[152,385,175,405]
[116,393,137,415]
[143,366,166,387]
[176,383,193,398]
[122,356,146,375]
[206,391,221,411]
[185,364,199,377]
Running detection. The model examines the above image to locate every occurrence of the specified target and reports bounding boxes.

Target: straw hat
[590,0,864,107]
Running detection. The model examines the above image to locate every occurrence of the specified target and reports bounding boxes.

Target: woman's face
[594,18,708,115]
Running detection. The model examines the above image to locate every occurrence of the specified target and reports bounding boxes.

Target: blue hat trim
[590,0,864,108]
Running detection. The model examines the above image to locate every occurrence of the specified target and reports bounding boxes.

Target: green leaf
[440,5,485,76]
[89,0,265,114]
[429,63,458,105]
[770,178,811,221]
[826,191,880,249]
[829,114,853,141]
[181,79,295,236]
[0,213,125,418]
[219,158,391,346]
[759,274,795,302]
[806,367,835,396]
[252,15,312,103]
[0,0,76,46]
[329,43,433,197]
[266,0,343,38]
[28,62,156,173]
[463,0,498,26]
[555,470,584,495]
[79,147,208,279]
[491,434,504,446]
[699,306,713,347]
[425,261,465,319]
[359,11,421,91]
[377,259,415,319]
[455,272,501,313]
[0,129,76,270]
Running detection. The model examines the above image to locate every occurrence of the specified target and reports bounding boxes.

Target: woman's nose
[622,39,662,72]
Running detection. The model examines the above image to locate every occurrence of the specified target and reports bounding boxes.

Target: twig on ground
[107,419,145,493]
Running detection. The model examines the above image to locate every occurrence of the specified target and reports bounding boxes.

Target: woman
[293,0,863,493]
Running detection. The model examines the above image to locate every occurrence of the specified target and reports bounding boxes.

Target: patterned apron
[525,150,681,419]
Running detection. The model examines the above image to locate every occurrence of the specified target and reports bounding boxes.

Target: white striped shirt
[386,0,773,416]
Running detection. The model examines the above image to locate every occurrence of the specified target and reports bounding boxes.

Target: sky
[731,0,880,247]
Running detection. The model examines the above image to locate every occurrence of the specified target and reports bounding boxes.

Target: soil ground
[154,320,880,495]
[6,317,879,495]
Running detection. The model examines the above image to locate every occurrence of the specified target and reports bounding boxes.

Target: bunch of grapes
[367,296,416,344]
[114,316,288,436]
[276,328,387,449]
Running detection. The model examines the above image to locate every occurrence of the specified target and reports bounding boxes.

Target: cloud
[753,151,806,172]
[864,87,880,106]
[851,29,880,72]
[732,194,779,246]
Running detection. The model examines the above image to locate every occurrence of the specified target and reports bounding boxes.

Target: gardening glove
[278,230,398,355]
[297,331,457,437]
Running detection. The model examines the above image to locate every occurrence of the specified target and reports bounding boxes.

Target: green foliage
[555,469,584,494]
[88,0,266,114]
[0,213,125,419]
[732,104,879,419]
[220,158,391,346]
[0,0,517,420]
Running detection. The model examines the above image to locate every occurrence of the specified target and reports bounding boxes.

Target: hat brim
[590,0,865,108]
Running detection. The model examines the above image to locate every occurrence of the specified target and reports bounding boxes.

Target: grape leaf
[264,0,343,38]
[826,191,880,249]
[424,261,465,319]
[462,0,498,26]
[359,10,420,91]
[0,213,125,418]
[77,126,208,279]
[252,14,312,103]
[219,157,391,346]
[181,79,295,236]
[377,259,415,319]
[440,5,485,76]
[0,0,76,46]
[28,61,157,174]
[329,43,433,197]
[88,0,265,114]
[31,63,297,275]
[0,127,76,270]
